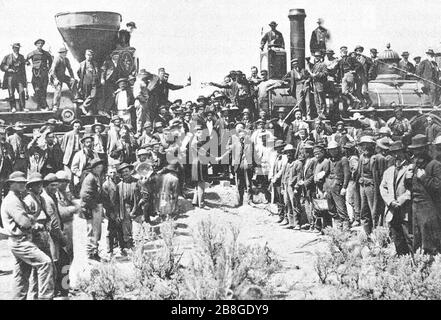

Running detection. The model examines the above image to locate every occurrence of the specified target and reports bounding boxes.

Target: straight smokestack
[288,9,306,70]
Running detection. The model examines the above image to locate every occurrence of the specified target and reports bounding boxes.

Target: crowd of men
[2,18,441,300]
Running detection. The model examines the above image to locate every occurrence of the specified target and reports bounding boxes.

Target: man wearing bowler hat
[416,48,440,106]
[406,134,441,254]
[379,141,413,255]
[260,21,285,51]
[1,43,27,112]
[79,158,105,261]
[399,51,416,80]
[49,46,77,110]
[26,39,53,110]
[1,172,54,299]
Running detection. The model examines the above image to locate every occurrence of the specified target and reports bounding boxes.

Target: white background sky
[0,0,440,100]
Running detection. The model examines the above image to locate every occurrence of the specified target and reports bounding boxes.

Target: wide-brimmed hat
[34,39,45,46]
[45,118,58,126]
[304,140,315,149]
[276,107,288,113]
[378,126,392,136]
[274,140,286,150]
[343,142,356,149]
[354,45,364,52]
[71,119,82,127]
[327,141,339,150]
[401,51,410,57]
[117,162,134,173]
[389,141,405,152]
[326,49,335,55]
[88,158,105,170]
[336,120,345,127]
[413,56,421,61]
[269,21,278,27]
[58,46,67,53]
[13,122,25,131]
[126,21,137,28]
[376,137,391,150]
[26,173,44,187]
[43,173,58,185]
[408,134,429,149]
[111,115,122,123]
[313,51,323,57]
[143,121,152,129]
[12,43,21,48]
[291,58,299,64]
[212,91,226,100]
[370,48,378,54]
[80,134,93,143]
[91,123,105,132]
[137,148,149,156]
[55,170,71,182]
[283,144,295,153]
[116,78,128,85]
[359,135,376,144]
[426,49,435,55]
[7,171,27,183]
[196,95,208,102]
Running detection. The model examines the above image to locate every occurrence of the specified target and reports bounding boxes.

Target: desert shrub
[314,226,441,300]
[182,218,282,300]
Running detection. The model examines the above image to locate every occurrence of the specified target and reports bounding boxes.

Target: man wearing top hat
[398,51,416,80]
[49,46,77,110]
[79,158,105,261]
[26,39,53,110]
[260,21,285,51]
[1,171,54,299]
[1,43,27,112]
[406,134,441,254]
[416,49,440,106]
[379,141,413,255]
[309,18,329,55]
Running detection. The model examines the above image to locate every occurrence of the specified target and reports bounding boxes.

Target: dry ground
[0,183,334,300]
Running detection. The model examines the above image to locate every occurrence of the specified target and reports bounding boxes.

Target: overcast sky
[0,0,439,100]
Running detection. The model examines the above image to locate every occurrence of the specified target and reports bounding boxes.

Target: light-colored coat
[71,149,99,185]
[60,130,82,166]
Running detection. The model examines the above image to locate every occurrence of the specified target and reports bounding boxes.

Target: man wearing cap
[77,49,99,115]
[7,122,30,173]
[386,104,412,141]
[49,46,77,110]
[325,141,350,229]
[398,51,416,80]
[337,46,362,107]
[309,18,330,55]
[79,159,105,261]
[60,120,82,170]
[1,172,55,299]
[406,134,441,254]
[260,21,285,51]
[26,39,53,110]
[1,43,27,112]
[379,141,413,255]
[309,51,328,117]
[100,51,122,115]
[416,49,440,106]
[71,134,99,194]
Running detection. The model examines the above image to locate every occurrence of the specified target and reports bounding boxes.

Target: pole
[377,60,441,89]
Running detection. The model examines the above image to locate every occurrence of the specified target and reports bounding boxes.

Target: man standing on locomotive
[1,43,28,113]
[50,47,77,111]
[77,49,100,115]
[26,39,53,110]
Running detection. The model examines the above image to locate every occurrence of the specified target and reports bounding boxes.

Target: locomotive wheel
[60,108,75,124]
